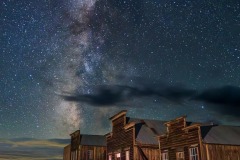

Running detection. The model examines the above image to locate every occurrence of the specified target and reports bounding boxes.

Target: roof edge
[70,130,80,136]
[124,122,135,130]
[109,110,127,121]
[183,124,201,130]
[202,142,240,146]
[164,115,187,125]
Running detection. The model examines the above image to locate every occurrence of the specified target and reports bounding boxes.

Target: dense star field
[1,0,240,145]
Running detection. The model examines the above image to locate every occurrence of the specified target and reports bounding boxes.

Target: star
[0,0,239,140]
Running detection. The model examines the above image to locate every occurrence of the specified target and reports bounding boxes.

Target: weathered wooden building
[106,110,166,160]
[63,110,240,160]
[200,125,240,160]
[158,116,240,160]
[63,130,106,160]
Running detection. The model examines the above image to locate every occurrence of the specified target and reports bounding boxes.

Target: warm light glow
[116,153,120,158]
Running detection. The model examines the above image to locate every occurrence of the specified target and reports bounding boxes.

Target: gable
[128,118,167,145]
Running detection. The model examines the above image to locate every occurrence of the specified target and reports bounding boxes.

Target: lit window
[126,150,130,160]
[108,154,112,160]
[162,151,168,160]
[115,153,121,160]
[189,147,198,160]
[176,151,185,160]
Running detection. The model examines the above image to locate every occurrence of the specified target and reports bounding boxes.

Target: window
[176,151,185,160]
[115,153,121,160]
[126,150,130,160]
[108,154,112,160]
[162,151,168,160]
[88,150,93,160]
[189,147,198,160]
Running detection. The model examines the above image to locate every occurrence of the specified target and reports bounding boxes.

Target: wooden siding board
[134,146,160,160]
[63,144,71,160]
[201,143,240,160]
[79,145,106,160]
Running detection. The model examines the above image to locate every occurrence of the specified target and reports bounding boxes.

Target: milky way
[1,0,240,139]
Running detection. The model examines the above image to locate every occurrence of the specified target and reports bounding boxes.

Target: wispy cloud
[0,138,69,160]
[0,155,63,160]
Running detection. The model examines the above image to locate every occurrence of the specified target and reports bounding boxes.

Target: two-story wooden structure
[63,130,106,160]
[106,110,166,160]
[158,116,240,160]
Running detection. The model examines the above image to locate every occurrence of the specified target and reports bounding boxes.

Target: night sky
[1,0,240,143]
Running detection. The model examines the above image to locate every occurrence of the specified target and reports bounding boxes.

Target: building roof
[80,135,106,146]
[201,125,240,145]
[127,118,167,145]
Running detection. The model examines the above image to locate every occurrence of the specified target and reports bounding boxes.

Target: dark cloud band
[59,84,196,106]
[59,84,240,118]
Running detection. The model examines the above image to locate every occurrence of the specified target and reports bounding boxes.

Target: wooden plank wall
[107,115,134,160]
[201,143,240,160]
[160,118,186,148]
[134,146,160,160]
[79,145,106,160]
[63,144,71,160]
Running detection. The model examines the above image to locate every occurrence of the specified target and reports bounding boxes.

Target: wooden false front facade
[106,110,164,160]
[159,116,202,160]
[106,110,135,160]
[63,130,106,160]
